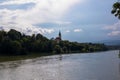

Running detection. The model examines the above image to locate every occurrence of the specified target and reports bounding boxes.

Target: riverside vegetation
[0,29,108,61]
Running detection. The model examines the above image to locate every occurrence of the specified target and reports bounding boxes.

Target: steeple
[55,30,62,43]
[59,30,61,40]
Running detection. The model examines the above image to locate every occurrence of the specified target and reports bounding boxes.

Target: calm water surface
[0,50,120,80]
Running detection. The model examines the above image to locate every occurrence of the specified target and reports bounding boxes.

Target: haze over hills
[95,40,120,46]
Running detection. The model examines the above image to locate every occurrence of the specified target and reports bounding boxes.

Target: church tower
[55,31,62,43]
[59,30,61,40]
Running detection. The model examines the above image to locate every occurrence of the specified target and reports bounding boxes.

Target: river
[0,50,119,80]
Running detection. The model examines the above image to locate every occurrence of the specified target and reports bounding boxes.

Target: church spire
[55,30,62,43]
[59,30,61,40]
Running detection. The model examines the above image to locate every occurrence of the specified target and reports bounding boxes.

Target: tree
[63,46,67,53]
[10,41,22,55]
[53,45,63,54]
[7,29,22,40]
[111,1,120,19]
[0,30,6,42]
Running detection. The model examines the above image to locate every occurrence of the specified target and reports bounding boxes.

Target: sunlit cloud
[54,21,71,25]
[104,21,120,36]
[108,31,120,36]
[0,22,55,35]
[0,0,83,35]
[65,30,70,33]
[74,29,83,32]
[0,0,37,5]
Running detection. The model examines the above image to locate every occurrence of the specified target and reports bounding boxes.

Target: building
[55,31,62,43]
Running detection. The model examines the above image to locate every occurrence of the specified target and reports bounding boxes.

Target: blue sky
[0,0,119,42]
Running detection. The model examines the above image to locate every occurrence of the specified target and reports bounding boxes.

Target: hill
[95,40,120,50]
[94,40,120,46]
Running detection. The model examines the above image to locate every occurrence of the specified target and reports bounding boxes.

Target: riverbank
[0,53,53,62]
[0,50,111,62]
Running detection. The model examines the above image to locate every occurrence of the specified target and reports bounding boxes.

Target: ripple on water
[0,50,119,80]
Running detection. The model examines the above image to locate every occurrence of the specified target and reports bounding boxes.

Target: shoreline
[0,50,113,63]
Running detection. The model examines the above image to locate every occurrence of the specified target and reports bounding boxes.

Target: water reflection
[59,54,62,61]
[0,54,64,70]
[0,60,23,69]
[0,50,119,80]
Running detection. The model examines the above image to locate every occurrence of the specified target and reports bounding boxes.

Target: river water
[0,50,119,80]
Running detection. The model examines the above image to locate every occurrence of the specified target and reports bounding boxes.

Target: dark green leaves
[111,2,120,19]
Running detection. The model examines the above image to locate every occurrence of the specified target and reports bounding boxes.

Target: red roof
[55,37,61,40]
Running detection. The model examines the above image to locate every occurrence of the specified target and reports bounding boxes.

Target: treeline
[107,45,120,50]
[0,29,108,55]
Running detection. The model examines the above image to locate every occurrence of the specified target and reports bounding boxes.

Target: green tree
[54,45,63,54]
[63,46,67,53]
[111,1,120,19]
[7,29,22,40]
[0,39,21,55]
[36,34,43,40]
[0,30,6,42]
[10,41,22,55]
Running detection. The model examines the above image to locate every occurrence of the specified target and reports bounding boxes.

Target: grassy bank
[0,50,109,62]
[0,53,52,62]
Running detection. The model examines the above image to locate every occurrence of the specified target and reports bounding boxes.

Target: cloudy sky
[0,0,119,42]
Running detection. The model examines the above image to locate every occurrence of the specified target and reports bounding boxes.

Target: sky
[0,0,119,42]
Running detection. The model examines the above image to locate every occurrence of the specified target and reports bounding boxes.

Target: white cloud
[0,0,83,35]
[0,22,55,35]
[65,30,70,33]
[54,21,71,25]
[103,21,120,30]
[0,0,37,5]
[104,21,120,36]
[74,29,83,32]
[108,31,120,36]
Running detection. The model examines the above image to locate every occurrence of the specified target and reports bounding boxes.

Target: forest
[0,29,108,56]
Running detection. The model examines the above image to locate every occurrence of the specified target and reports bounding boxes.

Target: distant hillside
[94,40,120,50]
[95,40,120,46]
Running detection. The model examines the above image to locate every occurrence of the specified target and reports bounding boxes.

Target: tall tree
[7,29,22,40]
[111,1,120,19]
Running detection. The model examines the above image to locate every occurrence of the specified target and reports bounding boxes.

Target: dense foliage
[111,1,120,19]
[0,29,108,55]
